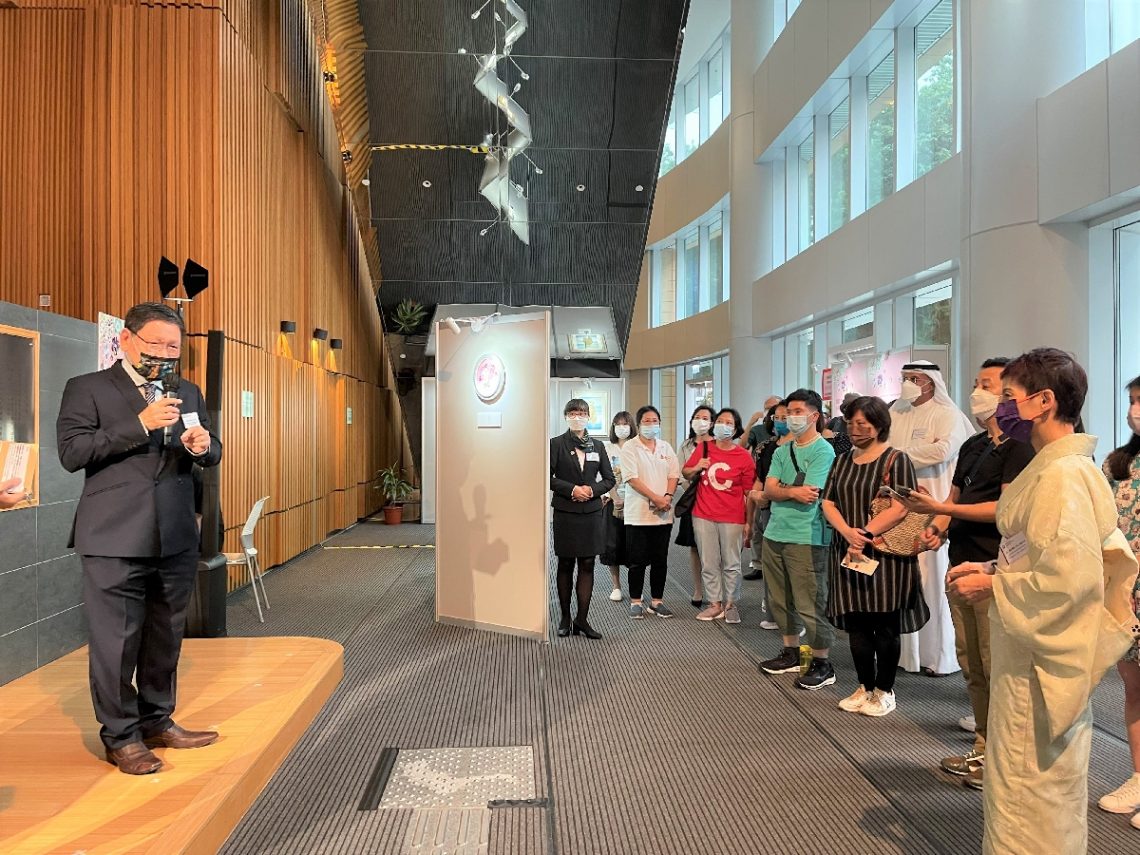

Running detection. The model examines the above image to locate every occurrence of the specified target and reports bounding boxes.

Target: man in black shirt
[904,357,1034,791]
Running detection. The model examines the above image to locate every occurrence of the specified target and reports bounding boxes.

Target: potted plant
[392,298,428,335]
[377,463,414,525]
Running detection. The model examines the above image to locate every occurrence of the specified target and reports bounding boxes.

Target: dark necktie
[144,383,160,404]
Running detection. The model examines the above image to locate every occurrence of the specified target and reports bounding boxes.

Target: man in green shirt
[759,388,837,690]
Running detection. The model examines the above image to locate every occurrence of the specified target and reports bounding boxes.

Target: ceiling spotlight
[444,317,461,335]
[511,83,522,94]
[635,184,644,192]
[341,150,352,163]
[457,48,468,55]
[422,179,432,188]
[400,353,407,359]
[362,178,371,186]
[322,70,337,83]
[471,0,492,18]
[576,184,586,192]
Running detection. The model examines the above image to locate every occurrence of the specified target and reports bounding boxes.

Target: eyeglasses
[133,334,182,356]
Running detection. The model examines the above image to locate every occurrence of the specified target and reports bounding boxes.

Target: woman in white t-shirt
[620,405,680,620]
[601,411,635,602]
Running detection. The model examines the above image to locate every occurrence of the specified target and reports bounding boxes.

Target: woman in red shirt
[682,407,757,624]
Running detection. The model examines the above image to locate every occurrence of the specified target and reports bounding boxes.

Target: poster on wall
[821,368,833,402]
[98,312,125,370]
[574,390,609,436]
[868,349,912,404]
[831,360,870,400]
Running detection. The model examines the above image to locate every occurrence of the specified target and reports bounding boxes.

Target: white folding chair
[225,496,270,622]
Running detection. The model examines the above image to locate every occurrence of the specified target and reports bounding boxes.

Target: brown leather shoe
[105,742,163,775]
[143,723,219,750]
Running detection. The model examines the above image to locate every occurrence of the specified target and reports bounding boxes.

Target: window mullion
[896,25,917,189]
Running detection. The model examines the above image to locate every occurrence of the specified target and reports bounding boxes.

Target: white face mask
[1128,404,1140,436]
[613,424,631,440]
[786,414,811,436]
[640,424,661,440]
[567,416,588,431]
[691,418,710,435]
[970,387,1000,423]
[898,379,923,404]
[713,423,735,440]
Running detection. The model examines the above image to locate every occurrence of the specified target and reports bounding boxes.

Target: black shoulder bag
[674,440,709,517]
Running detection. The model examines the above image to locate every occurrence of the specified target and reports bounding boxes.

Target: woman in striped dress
[821,396,929,718]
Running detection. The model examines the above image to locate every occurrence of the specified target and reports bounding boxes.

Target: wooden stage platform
[0,636,343,854]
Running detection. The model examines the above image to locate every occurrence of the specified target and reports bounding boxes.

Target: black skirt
[600,510,628,566]
[673,511,696,547]
[552,508,604,557]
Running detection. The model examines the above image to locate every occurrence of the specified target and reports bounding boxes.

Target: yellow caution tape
[371,144,490,154]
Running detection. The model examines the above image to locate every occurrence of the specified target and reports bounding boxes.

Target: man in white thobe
[889,361,974,674]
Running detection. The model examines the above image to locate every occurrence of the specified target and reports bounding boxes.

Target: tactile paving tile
[403,808,491,854]
[380,747,536,810]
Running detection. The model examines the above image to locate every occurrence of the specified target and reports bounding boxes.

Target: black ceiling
[358,0,689,346]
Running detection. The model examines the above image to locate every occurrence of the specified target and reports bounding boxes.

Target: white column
[729,0,775,412]
[959,0,1090,402]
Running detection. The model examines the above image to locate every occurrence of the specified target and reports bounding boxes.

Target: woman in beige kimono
[946,348,1138,855]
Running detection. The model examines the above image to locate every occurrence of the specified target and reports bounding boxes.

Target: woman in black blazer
[550,398,616,639]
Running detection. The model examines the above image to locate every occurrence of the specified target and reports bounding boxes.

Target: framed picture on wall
[568,332,607,354]
[574,390,609,436]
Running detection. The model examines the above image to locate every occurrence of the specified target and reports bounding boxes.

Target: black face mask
[132,352,180,382]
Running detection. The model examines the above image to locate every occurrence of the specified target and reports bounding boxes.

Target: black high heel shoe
[572,619,602,640]
[557,617,572,637]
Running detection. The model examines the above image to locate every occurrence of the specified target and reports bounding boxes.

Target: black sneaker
[742,569,763,581]
[795,658,836,691]
[760,646,800,675]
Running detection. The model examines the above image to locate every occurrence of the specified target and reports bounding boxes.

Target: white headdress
[893,360,975,446]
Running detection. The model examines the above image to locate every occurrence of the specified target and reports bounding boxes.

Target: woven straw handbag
[867,450,934,557]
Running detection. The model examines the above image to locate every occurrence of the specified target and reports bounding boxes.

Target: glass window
[1116,221,1140,447]
[708,48,724,132]
[867,51,896,207]
[683,231,700,318]
[915,0,954,179]
[1112,0,1140,52]
[798,133,815,251]
[829,96,851,231]
[842,307,874,343]
[913,279,953,346]
[683,76,700,158]
[660,100,676,176]
[797,329,815,390]
[686,360,715,414]
[657,242,676,325]
[709,215,724,306]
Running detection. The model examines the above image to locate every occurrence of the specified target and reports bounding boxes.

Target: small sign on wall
[346,407,353,425]
[241,390,255,418]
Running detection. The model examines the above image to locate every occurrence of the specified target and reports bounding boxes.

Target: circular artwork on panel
[473,353,506,403]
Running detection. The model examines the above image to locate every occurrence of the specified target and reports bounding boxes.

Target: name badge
[585,452,600,462]
[182,412,202,429]
[998,532,1029,568]
[911,428,928,440]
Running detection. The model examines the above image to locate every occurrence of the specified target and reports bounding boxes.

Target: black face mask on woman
[849,431,876,449]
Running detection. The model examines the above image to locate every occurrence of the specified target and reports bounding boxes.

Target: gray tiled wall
[0,301,95,686]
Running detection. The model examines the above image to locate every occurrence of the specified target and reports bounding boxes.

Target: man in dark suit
[57,302,223,775]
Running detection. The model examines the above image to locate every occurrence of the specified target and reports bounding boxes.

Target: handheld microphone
[163,375,182,446]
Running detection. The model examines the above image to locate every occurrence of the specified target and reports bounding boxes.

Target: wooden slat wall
[0,0,410,589]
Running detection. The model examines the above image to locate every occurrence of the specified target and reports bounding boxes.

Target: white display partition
[434,312,550,640]
[421,377,437,524]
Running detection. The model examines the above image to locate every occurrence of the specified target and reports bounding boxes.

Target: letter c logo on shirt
[706,462,733,491]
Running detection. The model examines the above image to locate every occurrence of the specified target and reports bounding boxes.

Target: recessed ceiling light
[576,184,586,192]
[400,353,406,359]
[362,178,371,186]
[422,180,432,188]
[635,184,644,192]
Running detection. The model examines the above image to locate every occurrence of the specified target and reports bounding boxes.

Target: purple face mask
[995,398,1034,443]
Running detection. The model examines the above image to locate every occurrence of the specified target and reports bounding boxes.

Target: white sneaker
[838,687,872,714]
[862,689,896,717]
[760,619,779,630]
[1098,774,1140,814]
[958,715,976,733]
[609,588,623,602]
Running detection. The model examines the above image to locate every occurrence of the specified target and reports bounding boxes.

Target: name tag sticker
[585,452,600,462]
[998,532,1030,567]
[911,428,928,440]
[181,412,202,429]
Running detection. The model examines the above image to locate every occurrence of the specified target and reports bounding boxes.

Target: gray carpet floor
[220,521,1138,854]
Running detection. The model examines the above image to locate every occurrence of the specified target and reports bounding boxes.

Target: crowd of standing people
[550,348,1140,851]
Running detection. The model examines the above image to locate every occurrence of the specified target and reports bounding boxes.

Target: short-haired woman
[620,405,680,619]
[946,348,1139,853]
[601,411,635,603]
[1097,374,1140,826]
[676,405,715,607]
[682,408,756,624]
[550,399,615,639]
[821,396,928,717]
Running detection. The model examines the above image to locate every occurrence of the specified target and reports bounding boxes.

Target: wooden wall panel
[1,0,408,592]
